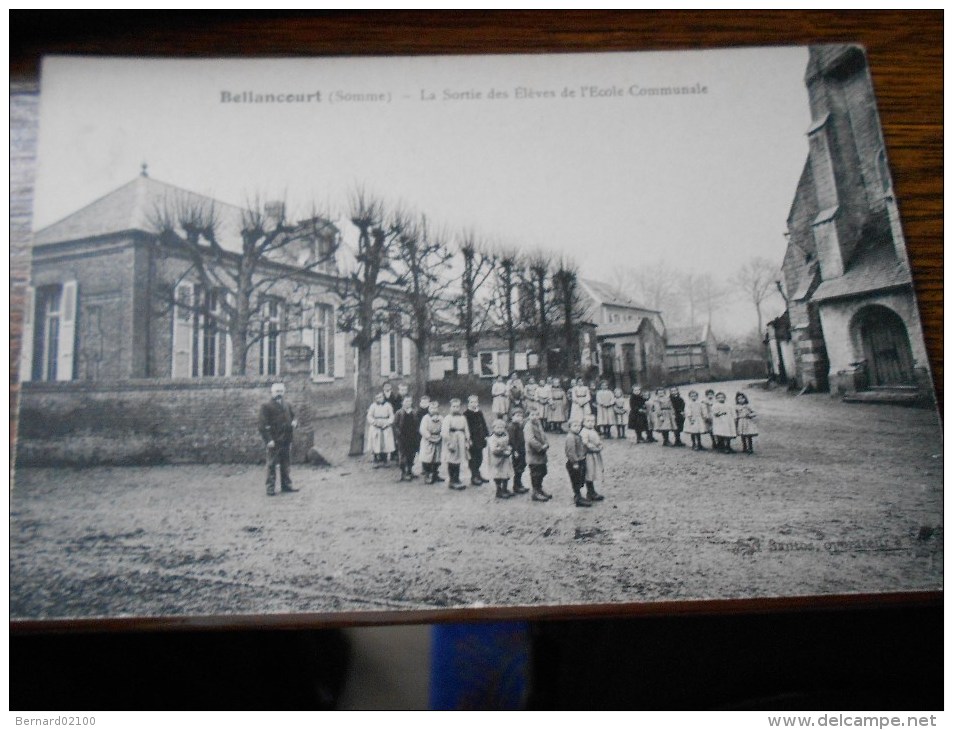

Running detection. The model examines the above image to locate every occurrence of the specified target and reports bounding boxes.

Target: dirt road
[10,382,943,620]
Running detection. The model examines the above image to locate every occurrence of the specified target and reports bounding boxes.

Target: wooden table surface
[10,9,942,406]
[8,11,942,630]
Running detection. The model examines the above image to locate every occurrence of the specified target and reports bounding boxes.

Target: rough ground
[10,381,943,621]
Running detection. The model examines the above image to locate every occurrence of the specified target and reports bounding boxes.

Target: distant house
[578,278,665,332]
[665,323,730,383]
[775,45,931,398]
[430,322,600,382]
[575,278,669,389]
[596,318,668,391]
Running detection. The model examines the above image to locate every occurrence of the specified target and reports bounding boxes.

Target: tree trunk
[231,327,249,377]
[348,341,374,456]
[231,270,253,376]
[414,339,428,400]
[466,344,476,379]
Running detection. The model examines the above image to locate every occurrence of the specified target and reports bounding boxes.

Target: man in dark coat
[670,387,686,447]
[258,382,298,496]
[393,395,421,482]
[463,395,490,486]
[507,410,529,495]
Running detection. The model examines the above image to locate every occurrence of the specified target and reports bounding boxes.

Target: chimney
[264,201,285,227]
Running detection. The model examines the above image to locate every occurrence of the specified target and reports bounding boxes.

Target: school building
[17,172,417,464]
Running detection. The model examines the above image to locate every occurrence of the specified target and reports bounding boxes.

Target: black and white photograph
[11,45,943,624]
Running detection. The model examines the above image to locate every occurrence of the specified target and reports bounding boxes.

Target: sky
[33,47,812,336]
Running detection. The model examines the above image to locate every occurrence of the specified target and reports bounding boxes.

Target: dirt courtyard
[10,381,943,621]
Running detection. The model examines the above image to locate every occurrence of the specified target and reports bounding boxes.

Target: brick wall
[15,368,356,467]
[30,237,138,380]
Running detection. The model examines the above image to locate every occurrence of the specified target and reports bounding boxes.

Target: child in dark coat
[564,420,590,508]
[669,387,686,447]
[507,410,529,495]
[463,394,490,485]
[628,385,650,443]
[394,395,421,481]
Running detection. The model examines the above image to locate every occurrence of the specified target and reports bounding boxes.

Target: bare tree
[636,259,684,323]
[491,248,522,375]
[732,256,781,335]
[455,231,496,376]
[151,191,338,376]
[336,190,408,456]
[679,272,700,329]
[522,252,555,379]
[613,259,684,324]
[696,272,728,329]
[551,257,590,377]
[391,215,454,398]
[678,271,728,330]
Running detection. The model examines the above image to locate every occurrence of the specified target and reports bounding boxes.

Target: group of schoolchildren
[625,385,758,454]
[364,374,758,509]
[364,377,607,507]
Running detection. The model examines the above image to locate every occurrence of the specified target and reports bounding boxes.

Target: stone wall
[15,345,354,467]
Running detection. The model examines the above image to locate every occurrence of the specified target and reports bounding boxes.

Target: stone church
[775,45,931,400]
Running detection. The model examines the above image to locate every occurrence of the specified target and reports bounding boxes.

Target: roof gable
[579,278,659,313]
[34,175,247,251]
[665,323,712,346]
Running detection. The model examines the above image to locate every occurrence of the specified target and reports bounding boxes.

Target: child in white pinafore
[735,392,758,454]
[486,418,514,500]
[580,415,605,503]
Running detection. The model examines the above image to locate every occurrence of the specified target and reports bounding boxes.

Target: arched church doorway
[853,305,915,386]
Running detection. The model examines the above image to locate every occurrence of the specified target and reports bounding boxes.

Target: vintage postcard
[11,46,942,624]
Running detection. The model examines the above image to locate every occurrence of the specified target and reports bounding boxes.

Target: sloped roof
[665,324,712,347]
[595,318,648,339]
[34,175,247,251]
[579,278,659,312]
[813,240,911,302]
[790,263,820,302]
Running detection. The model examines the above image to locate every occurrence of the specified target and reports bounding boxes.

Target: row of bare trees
[609,256,783,334]
[150,188,592,455]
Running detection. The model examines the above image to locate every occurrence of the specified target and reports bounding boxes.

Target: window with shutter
[56,281,77,381]
[334,331,346,378]
[19,286,35,383]
[401,336,412,375]
[172,282,194,378]
[380,332,391,376]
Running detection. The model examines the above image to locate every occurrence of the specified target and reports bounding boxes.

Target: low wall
[15,374,355,467]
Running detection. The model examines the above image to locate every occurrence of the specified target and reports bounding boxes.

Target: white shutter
[56,280,77,381]
[334,332,346,378]
[380,332,391,376]
[19,286,34,382]
[496,352,509,377]
[224,292,233,376]
[515,351,528,371]
[457,355,470,375]
[401,337,412,375]
[302,303,316,377]
[172,282,194,378]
